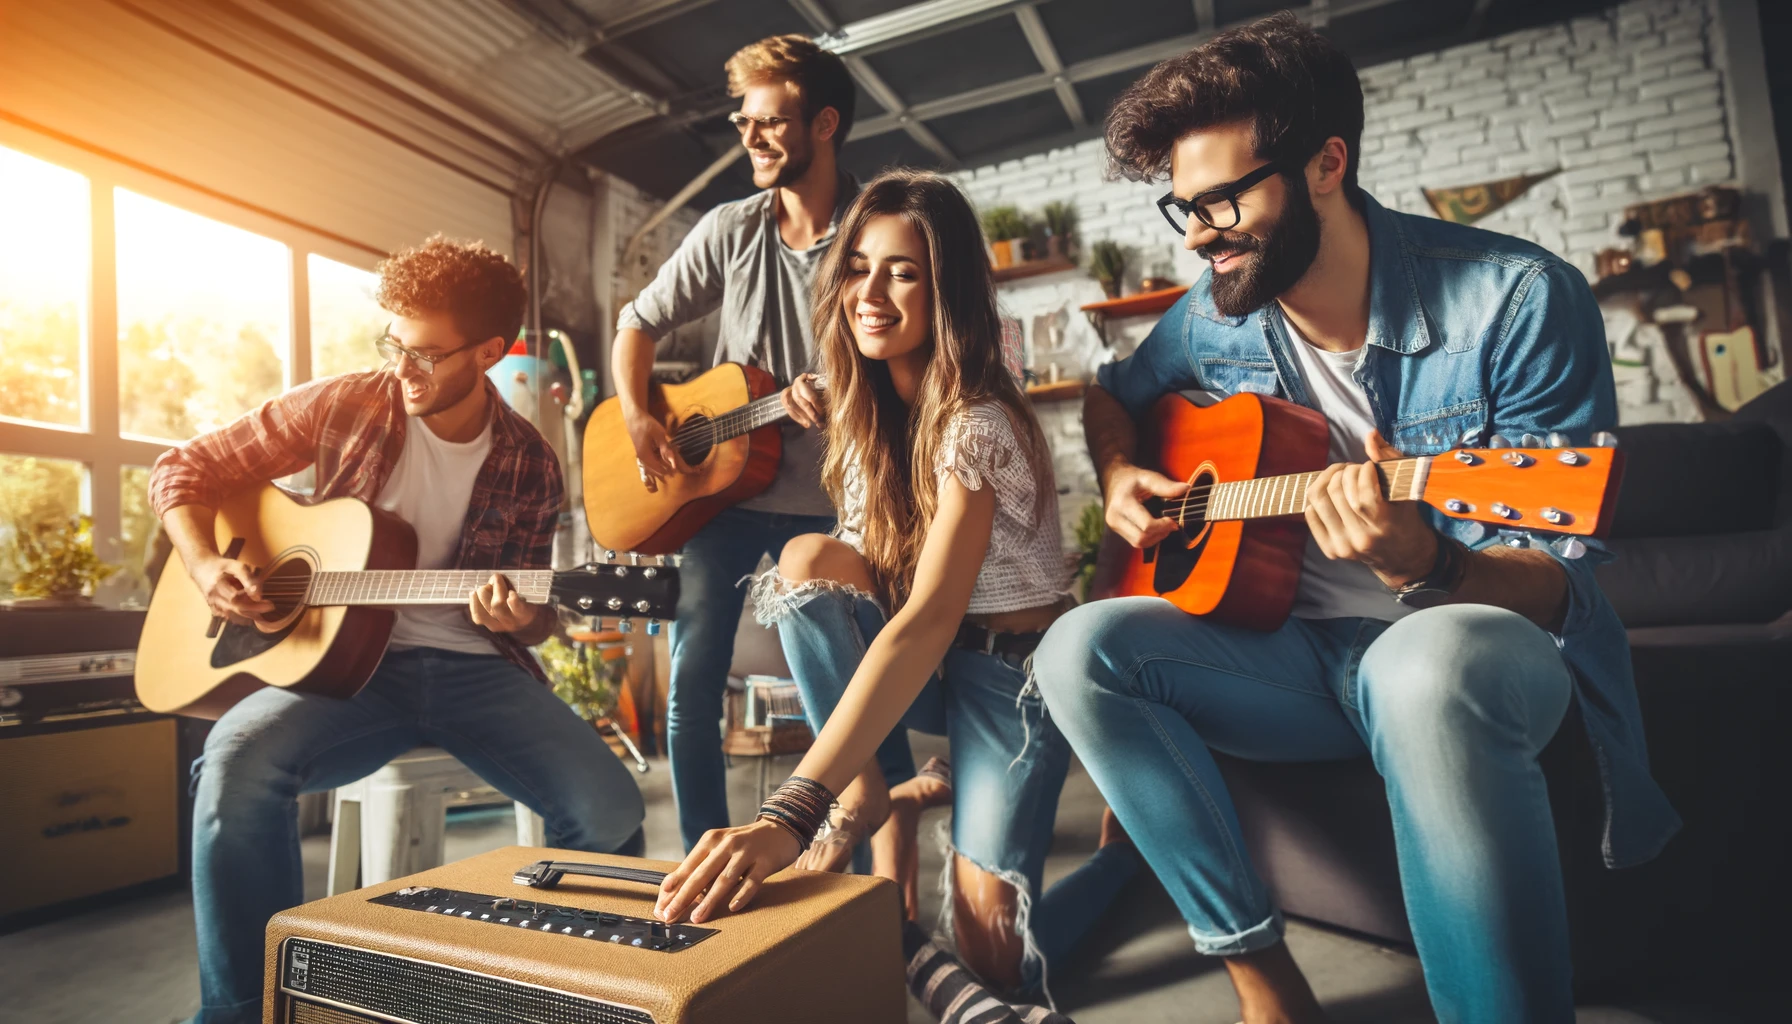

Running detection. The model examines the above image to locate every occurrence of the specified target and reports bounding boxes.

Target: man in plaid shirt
[152,236,646,1024]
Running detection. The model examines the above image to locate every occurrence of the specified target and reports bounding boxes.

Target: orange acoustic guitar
[1119,392,1624,631]
[136,485,681,719]
[583,362,824,554]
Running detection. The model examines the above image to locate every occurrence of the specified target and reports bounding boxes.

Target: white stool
[326,746,545,896]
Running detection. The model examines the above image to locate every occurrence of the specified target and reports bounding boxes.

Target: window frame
[0,122,383,603]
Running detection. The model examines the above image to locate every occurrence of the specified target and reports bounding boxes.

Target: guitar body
[136,487,417,719]
[583,363,785,554]
[1118,393,1330,631]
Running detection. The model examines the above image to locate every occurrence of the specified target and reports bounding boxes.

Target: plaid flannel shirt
[149,370,564,683]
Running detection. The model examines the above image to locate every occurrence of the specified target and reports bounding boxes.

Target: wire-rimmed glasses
[1156,162,1283,237]
[373,326,481,376]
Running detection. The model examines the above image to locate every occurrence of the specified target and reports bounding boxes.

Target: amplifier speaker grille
[290,1002,381,1023]
[282,938,654,1024]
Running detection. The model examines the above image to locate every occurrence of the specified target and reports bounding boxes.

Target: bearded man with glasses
[151,236,646,1024]
[1031,13,1678,1024]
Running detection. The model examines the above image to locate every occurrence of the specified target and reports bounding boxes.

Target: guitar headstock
[550,554,681,631]
[1422,442,1624,537]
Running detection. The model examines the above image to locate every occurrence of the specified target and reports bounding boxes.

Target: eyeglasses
[1157,162,1283,237]
[727,112,792,135]
[374,327,481,376]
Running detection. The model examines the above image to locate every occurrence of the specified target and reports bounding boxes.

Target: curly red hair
[376,234,526,345]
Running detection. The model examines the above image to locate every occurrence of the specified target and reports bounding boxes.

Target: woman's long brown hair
[812,169,1052,611]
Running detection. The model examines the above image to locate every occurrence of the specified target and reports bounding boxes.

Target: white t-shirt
[374,415,499,654]
[1280,310,1412,623]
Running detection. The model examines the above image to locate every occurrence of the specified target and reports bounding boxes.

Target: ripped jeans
[761,578,1139,997]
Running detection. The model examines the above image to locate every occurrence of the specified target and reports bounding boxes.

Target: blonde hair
[813,170,1051,611]
[725,34,856,140]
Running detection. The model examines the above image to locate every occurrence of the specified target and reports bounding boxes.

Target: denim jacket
[1096,192,1680,869]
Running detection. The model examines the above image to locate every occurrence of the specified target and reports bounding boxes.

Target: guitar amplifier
[264,845,906,1024]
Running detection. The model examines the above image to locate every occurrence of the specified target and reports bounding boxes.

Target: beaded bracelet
[756,775,835,853]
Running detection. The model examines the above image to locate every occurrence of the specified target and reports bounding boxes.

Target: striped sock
[901,921,1074,1024]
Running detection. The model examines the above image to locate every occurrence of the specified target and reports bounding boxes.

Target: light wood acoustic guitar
[582,363,824,554]
[1118,392,1624,631]
[137,485,681,719]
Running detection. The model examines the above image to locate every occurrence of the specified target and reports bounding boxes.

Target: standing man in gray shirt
[613,34,871,850]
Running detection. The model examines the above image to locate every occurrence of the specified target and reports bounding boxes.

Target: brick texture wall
[948,0,1746,543]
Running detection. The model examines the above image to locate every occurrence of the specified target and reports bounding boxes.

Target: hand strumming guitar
[623,407,687,493]
[1102,463,1191,549]
[1303,429,1437,588]
[189,552,275,626]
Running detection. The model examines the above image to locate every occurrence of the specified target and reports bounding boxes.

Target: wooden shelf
[1079,284,1189,317]
[1025,379,1085,403]
[1081,284,1189,345]
[992,255,1076,283]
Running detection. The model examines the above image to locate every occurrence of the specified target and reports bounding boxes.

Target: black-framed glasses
[374,325,481,376]
[727,112,791,134]
[1157,162,1283,237]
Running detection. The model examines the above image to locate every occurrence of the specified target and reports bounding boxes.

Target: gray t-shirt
[1280,309,1412,623]
[616,178,858,517]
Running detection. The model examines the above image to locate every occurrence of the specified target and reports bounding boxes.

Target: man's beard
[758,136,814,189]
[1199,173,1322,317]
[412,364,481,417]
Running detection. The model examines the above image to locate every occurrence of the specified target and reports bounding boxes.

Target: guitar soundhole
[1146,468,1215,594]
[674,414,715,467]
[209,556,312,670]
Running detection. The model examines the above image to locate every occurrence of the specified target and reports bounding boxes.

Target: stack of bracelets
[757,776,835,852]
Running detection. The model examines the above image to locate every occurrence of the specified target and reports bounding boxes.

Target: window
[0,136,390,610]
[0,454,86,598]
[116,188,291,442]
[309,253,386,378]
[0,146,89,429]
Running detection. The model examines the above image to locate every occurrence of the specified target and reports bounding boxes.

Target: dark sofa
[1091,381,1792,997]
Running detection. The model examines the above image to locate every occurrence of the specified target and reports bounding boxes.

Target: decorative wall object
[1423,169,1562,225]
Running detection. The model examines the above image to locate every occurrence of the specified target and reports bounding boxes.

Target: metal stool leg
[604,719,651,774]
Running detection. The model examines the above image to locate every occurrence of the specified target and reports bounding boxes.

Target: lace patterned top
[836,401,1066,614]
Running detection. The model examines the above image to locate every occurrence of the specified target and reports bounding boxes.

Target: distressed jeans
[1032,600,1575,1024]
[765,582,1139,997]
[667,506,836,850]
[186,648,646,1024]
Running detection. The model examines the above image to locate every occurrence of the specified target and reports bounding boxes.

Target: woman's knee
[777,533,873,589]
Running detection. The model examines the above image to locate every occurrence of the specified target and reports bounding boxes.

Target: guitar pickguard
[1149,526,1211,595]
[210,616,304,669]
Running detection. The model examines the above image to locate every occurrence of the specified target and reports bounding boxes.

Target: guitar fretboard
[305,570,555,607]
[1171,457,1432,524]
[705,391,796,444]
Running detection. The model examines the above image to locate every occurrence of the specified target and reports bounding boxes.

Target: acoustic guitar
[137,485,680,719]
[583,363,823,554]
[1119,392,1624,631]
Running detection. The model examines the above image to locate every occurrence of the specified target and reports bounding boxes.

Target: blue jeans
[668,506,835,850]
[767,583,1139,995]
[186,648,646,1024]
[1032,600,1574,1024]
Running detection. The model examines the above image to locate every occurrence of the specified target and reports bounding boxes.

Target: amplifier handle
[513,860,668,890]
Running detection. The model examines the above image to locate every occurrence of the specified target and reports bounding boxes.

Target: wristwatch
[1388,532,1471,609]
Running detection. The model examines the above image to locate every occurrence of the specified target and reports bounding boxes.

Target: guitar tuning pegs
[1460,427,1481,446]
[1499,529,1530,548]
[618,619,634,634]
[1487,433,1511,449]
[591,617,607,633]
[1520,433,1544,449]
[646,619,662,636]
[1546,432,1572,448]
[630,552,641,565]
[1552,537,1588,560]
[1592,431,1619,449]
[604,550,617,562]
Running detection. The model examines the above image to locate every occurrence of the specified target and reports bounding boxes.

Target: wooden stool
[326,746,545,895]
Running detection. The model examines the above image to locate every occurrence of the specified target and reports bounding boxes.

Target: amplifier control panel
[371,886,716,952]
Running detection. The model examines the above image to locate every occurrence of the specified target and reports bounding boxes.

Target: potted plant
[540,634,627,726]
[2,514,120,609]
[980,205,1031,269]
[1069,502,1106,603]
[1041,201,1078,260]
[1089,240,1128,300]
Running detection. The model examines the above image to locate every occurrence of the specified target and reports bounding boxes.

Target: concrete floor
[0,732,1773,1024]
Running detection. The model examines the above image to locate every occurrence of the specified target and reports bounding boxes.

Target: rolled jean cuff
[1188,909,1285,957]
[746,566,880,626]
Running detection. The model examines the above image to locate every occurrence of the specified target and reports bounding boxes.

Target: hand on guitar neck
[1302,428,1437,590]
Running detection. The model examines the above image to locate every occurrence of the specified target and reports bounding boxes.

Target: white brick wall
[948,0,1741,534]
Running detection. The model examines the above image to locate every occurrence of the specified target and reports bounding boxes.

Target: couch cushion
[1607,420,1781,538]
[1597,524,1792,627]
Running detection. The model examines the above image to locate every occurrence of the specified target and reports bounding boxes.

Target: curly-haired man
[151,235,646,1024]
